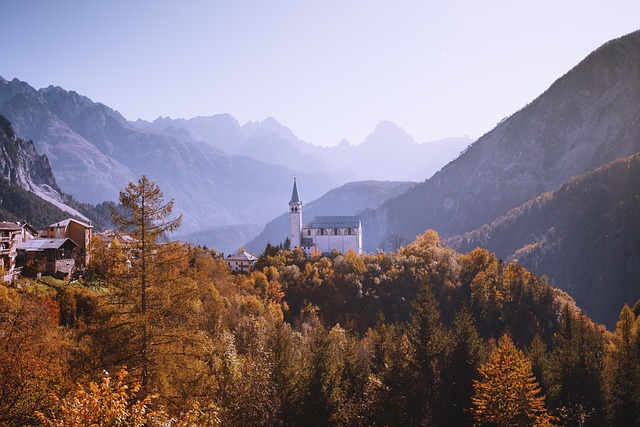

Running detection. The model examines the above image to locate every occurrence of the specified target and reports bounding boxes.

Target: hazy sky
[2,1,639,146]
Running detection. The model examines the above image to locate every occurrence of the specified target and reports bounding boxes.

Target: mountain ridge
[360,29,640,250]
[448,152,640,328]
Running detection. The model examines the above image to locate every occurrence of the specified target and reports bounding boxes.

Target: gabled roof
[17,238,78,251]
[0,221,22,231]
[305,216,361,229]
[289,178,301,204]
[47,218,93,229]
[226,251,258,262]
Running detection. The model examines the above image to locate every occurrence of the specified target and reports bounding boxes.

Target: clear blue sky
[2,1,639,146]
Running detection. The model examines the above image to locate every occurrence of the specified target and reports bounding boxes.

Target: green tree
[603,304,640,426]
[472,334,555,426]
[546,305,604,426]
[406,281,451,426]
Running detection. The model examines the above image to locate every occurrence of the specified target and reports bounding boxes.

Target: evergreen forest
[3,178,640,427]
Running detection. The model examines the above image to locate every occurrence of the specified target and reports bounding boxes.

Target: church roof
[289,179,300,204]
[305,216,361,229]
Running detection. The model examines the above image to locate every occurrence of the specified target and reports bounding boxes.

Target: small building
[16,238,78,279]
[226,251,258,273]
[43,218,93,267]
[0,221,38,279]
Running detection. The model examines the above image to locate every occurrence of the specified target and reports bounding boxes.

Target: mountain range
[2,29,640,327]
[0,77,469,252]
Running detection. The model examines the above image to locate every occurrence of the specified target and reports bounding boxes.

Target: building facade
[0,221,38,278]
[225,251,258,273]
[44,218,93,267]
[288,180,363,255]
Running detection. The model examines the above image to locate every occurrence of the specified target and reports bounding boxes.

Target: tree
[603,304,640,426]
[36,368,219,427]
[109,176,184,389]
[546,305,605,426]
[406,281,451,426]
[472,334,555,426]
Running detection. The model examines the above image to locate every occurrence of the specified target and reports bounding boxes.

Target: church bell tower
[289,178,302,249]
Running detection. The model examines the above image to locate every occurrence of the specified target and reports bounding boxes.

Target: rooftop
[226,251,258,262]
[17,238,78,251]
[47,218,93,229]
[304,216,361,229]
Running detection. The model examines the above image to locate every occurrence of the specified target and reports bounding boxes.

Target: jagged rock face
[363,30,640,249]
[0,114,59,193]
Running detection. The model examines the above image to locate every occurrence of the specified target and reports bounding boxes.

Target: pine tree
[472,334,555,426]
[406,281,451,426]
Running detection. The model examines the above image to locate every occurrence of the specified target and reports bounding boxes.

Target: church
[289,179,363,255]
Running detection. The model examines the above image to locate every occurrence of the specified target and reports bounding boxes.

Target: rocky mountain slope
[244,180,416,253]
[0,78,340,234]
[0,114,87,220]
[361,29,640,250]
[448,152,640,328]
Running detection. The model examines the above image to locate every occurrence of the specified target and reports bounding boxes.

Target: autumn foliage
[2,178,640,426]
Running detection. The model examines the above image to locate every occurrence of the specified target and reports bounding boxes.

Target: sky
[2,1,639,146]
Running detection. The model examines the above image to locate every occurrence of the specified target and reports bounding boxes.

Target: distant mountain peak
[360,120,415,148]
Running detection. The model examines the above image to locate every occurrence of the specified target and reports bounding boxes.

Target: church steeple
[289,178,302,249]
[290,178,300,204]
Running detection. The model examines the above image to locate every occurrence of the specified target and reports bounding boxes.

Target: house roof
[304,216,361,229]
[0,221,22,231]
[17,238,78,251]
[47,218,93,229]
[226,251,258,262]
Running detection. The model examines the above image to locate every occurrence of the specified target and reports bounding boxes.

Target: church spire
[290,178,300,204]
[289,178,302,249]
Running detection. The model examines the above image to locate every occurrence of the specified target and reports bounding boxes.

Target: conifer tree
[109,176,194,390]
[603,304,640,426]
[407,281,451,426]
[472,334,555,426]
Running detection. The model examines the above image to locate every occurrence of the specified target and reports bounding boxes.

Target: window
[334,228,339,235]
[307,230,311,236]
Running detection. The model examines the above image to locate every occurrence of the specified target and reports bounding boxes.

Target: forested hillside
[3,179,638,426]
[450,152,640,328]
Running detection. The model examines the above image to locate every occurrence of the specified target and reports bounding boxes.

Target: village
[0,216,267,281]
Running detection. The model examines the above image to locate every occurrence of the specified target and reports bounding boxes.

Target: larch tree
[472,334,555,427]
[109,176,189,390]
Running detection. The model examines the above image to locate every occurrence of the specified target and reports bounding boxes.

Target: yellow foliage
[472,334,556,426]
